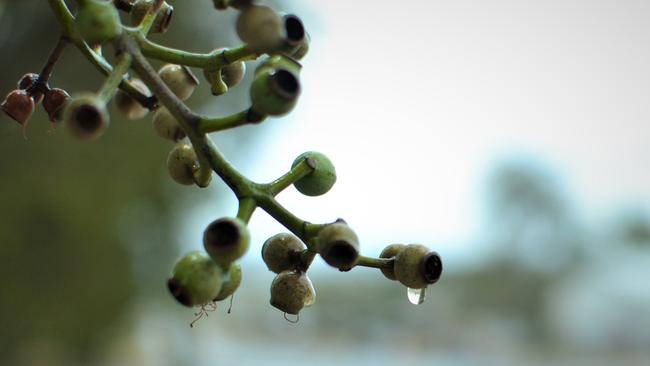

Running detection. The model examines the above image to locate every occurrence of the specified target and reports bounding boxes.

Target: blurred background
[1,0,649,365]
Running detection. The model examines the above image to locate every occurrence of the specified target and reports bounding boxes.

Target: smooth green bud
[250,68,300,116]
[270,271,315,315]
[261,233,306,273]
[63,93,109,140]
[166,143,198,185]
[167,251,223,307]
[236,5,284,54]
[292,151,336,196]
[75,0,122,45]
[131,0,174,33]
[114,79,151,120]
[394,244,443,289]
[158,64,199,101]
[213,263,242,301]
[316,222,359,270]
[203,217,251,266]
[379,244,406,281]
[152,108,185,142]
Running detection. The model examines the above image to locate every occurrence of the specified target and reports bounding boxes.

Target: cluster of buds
[2,0,443,323]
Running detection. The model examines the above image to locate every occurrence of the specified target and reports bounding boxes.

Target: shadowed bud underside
[213,263,242,301]
[316,222,360,270]
[63,93,109,140]
[114,79,151,120]
[153,108,186,142]
[203,217,251,266]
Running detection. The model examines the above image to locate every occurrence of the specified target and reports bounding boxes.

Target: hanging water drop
[407,287,426,305]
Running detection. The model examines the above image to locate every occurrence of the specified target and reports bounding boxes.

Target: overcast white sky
[187,0,650,270]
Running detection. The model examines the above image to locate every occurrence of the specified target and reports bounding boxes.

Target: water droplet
[407,287,426,305]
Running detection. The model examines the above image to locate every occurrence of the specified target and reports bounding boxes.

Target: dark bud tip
[420,252,443,284]
[167,278,191,307]
[43,88,71,123]
[205,219,242,249]
[1,89,35,125]
[283,15,306,46]
[270,69,300,99]
[18,73,46,103]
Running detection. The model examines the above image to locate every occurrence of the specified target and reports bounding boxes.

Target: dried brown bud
[1,89,35,125]
[43,88,71,123]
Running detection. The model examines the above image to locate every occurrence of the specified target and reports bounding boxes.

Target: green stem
[237,198,257,223]
[265,158,314,196]
[47,0,156,109]
[198,109,266,134]
[129,30,258,69]
[355,256,392,270]
[97,52,133,103]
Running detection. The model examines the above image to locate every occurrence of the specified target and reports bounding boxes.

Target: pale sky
[185,0,650,270]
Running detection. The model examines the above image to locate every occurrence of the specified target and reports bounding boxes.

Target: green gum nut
[270,271,315,315]
[250,67,300,116]
[152,108,186,142]
[261,233,306,273]
[213,263,242,301]
[236,5,284,54]
[158,64,199,101]
[394,244,443,289]
[75,0,122,45]
[292,151,336,196]
[166,143,199,185]
[316,222,360,271]
[379,244,406,281]
[203,217,251,266]
[63,93,109,140]
[131,0,174,33]
[167,251,223,307]
[114,79,151,120]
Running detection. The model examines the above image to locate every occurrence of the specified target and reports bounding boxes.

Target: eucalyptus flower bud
[379,244,406,281]
[63,93,109,140]
[213,263,242,301]
[250,68,300,116]
[291,151,336,196]
[203,217,251,266]
[152,108,185,142]
[270,271,315,315]
[1,89,35,126]
[316,222,360,270]
[43,88,71,123]
[114,79,151,120]
[394,244,443,289]
[261,233,306,273]
[167,251,223,307]
[75,0,123,45]
[236,5,284,54]
[131,0,174,33]
[166,143,199,185]
[158,64,199,101]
